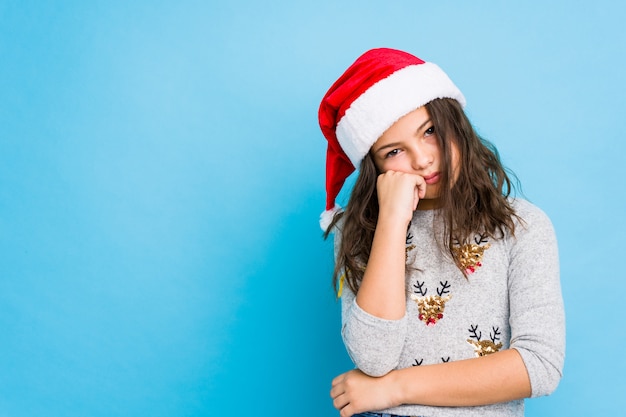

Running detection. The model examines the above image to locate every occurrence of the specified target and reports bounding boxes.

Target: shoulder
[510,198,554,229]
[508,198,557,244]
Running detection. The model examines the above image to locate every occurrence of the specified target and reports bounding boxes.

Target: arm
[339,170,426,376]
[356,170,424,319]
[331,348,530,416]
[507,202,565,396]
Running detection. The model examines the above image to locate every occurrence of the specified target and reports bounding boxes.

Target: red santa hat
[318,47,466,230]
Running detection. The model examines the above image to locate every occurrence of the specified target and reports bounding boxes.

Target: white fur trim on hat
[319,204,342,232]
[335,62,466,167]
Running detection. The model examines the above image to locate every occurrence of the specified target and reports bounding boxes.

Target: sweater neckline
[416,198,441,211]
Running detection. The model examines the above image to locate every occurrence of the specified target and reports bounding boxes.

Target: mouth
[423,172,440,185]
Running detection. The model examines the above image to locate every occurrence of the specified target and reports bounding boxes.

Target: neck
[416,198,441,211]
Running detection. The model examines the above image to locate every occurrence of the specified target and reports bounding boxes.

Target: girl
[318,48,564,417]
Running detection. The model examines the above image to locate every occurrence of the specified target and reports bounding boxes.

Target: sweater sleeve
[334,228,408,377]
[340,285,408,376]
[507,201,565,397]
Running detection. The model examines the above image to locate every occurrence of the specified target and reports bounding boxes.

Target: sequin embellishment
[452,234,491,274]
[467,339,503,356]
[405,228,415,261]
[410,293,452,326]
[411,280,452,326]
[467,324,502,356]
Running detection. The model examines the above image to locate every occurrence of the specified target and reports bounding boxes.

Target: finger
[416,177,427,199]
[329,383,343,399]
[339,403,354,417]
[331,372,346,387]
[332,392,350,411]
[413,177,426,210]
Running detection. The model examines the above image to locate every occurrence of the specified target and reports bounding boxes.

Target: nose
[410,144,433,171]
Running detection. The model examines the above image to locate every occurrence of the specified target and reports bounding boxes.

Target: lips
[423,172,440,185]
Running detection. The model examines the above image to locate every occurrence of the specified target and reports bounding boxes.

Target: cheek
[377,157,409,174]
[373,158,389,173]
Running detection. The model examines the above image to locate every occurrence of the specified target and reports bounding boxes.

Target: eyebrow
[372,118,432,155]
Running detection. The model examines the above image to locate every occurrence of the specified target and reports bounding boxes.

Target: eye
[385,149,400,158]
[424,126,435,136]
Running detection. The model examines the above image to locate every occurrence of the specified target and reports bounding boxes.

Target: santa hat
[318,47,466,230]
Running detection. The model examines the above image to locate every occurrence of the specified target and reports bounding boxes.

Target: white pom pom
[319,205,342,232]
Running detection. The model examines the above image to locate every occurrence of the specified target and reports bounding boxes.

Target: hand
[330,369,400,417]
[376,170,426,225]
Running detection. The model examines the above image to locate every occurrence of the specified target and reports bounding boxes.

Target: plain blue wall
[1,1,624,416]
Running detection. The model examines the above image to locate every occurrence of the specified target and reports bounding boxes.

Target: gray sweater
[337,199,565,417]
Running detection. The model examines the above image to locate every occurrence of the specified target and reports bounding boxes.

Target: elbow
[353,359,396,378]
[530,363,563,397]
[543,376,562,397]
[344,342,399,377]
[341,301,407,377]
[514,347,564,397]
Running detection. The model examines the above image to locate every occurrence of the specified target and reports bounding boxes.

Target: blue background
[1,1,624,416]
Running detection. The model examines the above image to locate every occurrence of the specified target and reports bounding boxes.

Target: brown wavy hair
[324,98,520,294]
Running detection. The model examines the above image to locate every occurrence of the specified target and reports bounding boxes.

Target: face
[370,106,459,200]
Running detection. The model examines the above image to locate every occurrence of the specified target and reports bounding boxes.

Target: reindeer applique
[410,280,452,326]
[467,324,502,356]
[452,233,491,274]
[412,357,450,366]
[405,227,416,261]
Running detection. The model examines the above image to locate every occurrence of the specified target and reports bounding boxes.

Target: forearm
[390,348,531,407]
[355,216,407,320]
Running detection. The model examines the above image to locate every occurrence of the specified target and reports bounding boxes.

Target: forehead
[376,106,431,144]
